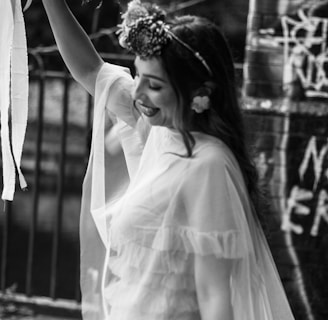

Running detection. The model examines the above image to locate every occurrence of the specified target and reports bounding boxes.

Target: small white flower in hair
[191,96,210,113]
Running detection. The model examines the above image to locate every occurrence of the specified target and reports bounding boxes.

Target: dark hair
[160,15,265,225]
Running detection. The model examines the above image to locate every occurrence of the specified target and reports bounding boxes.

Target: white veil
[79,63,295,320]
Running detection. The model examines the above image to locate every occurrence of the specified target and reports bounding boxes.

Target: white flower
[191,96,210,113]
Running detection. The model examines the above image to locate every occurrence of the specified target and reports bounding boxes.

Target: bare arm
[195,255,234,320]
[42,0,104,95]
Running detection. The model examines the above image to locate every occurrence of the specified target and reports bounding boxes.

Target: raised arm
[42,0,104,95]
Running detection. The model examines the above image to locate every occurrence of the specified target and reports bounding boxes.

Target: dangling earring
[191,81,216,114]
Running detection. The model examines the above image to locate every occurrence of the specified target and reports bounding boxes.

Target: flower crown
[124,15,171,58]
[117,0,213,76]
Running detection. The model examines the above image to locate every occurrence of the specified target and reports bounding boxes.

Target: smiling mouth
[139,104,160,117]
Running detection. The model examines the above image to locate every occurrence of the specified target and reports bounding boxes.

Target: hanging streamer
[0,0,29,201]
[23,0,33,11]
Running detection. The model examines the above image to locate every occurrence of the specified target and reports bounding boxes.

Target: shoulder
[192,135,238,172]
[178,134,246,196]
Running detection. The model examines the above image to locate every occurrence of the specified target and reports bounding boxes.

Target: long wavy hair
[160,15,265,225]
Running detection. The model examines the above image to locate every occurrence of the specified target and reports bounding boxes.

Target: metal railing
[0,46,134,318]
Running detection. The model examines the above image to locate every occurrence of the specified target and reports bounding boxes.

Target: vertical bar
[50,72,70,299]
[91,7,100,35]
[26,58,45,296]
[86,94,93,153]
[1,201,11,292]
[87,94,93,132]
[74,248,81,302]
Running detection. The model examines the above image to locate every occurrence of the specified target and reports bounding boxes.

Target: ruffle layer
[109,241,193,275]
[107,226,243,290]
[152,226,244,258]
[108,256,195,291]
[105,279,198,315]
[105,227,243,319]
[111,225,244,260]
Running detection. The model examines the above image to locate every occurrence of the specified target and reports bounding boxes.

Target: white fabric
[0,0,28,201]
[23,0,33,11]
[80,63,142,320]
[80,62,295,320]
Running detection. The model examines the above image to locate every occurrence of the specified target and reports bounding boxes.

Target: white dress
[79,63,295,320]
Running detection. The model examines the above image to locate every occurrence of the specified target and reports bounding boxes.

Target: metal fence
[0,47,134,318]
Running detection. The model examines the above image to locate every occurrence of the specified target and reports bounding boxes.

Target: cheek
[161,89,179,113]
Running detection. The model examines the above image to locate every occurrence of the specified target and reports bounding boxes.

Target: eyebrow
[143,73,166,83]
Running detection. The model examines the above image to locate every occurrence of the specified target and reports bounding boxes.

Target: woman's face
[133,56,179,127]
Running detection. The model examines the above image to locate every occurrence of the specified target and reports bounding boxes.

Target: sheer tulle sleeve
[97,62,136,126]
[154,139,295,320]
[153,141,248,260]
[80,63,145,320]
[98,63,150,178]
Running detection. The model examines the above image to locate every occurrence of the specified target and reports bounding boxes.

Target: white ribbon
[0,0,29,201]
[23,0,33,12]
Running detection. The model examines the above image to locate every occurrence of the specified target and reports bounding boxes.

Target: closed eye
[149,83,162,90]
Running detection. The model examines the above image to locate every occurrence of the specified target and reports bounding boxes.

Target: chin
[143,115,161,126]
[142,113,173,128]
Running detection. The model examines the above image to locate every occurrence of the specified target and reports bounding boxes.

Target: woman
[42,0,295,319]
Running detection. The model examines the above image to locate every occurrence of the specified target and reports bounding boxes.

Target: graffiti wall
[245,0,328,100]
[245,112,328,320]
[244,1,328,320]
